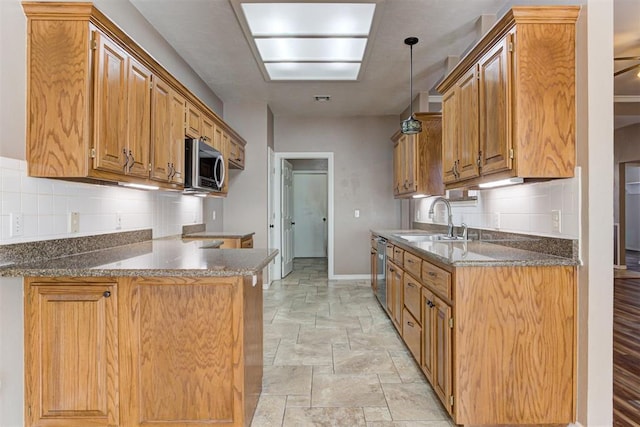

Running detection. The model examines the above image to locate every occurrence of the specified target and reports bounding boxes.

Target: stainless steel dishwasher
[375,237,387,306]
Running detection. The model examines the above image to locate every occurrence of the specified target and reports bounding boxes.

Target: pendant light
[401,37,422,135]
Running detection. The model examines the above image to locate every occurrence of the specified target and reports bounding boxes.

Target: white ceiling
[129,0,640,124]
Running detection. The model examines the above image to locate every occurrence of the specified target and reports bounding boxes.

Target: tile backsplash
[0,156,203,244]
[414,169,580,239]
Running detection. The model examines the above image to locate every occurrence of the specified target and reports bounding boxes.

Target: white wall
[223,102,270,249]
[0,277,23,427]
[275,116,401,275]
[414,175,580,239]
[575,0,614,424]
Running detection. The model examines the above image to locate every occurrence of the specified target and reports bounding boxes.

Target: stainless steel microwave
[184,138,225,193]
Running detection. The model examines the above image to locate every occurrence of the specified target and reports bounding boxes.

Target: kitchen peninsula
[0,233,277,427]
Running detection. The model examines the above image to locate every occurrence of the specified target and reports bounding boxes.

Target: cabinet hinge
[509,148,514,159]
[28,406,31,417]
[148,163,152,172]
[90,39,97,50]
[449,395,454,406]
[149,81,153,90]
[449,317,454,328]
[90,148,96,158]
[508,41,514,52]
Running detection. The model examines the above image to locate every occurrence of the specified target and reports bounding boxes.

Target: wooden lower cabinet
[370,234,576,425]
[218,236,254,249]
[25,278,119,426]
[24,275,263,427]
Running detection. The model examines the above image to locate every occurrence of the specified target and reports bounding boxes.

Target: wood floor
[614,276,640,426]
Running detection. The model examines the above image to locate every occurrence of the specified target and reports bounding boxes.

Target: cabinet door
[169,89,186,184]
[221,131,230,194]
[119,277,243,426]
[441,89,458,184]
[393,138,403,195]
[421,287,435,384]
[185,103,201,138]
[402,308,422,362]
[201,115,215,146]
[457,67,480,181]
[25,281,118,426]
[404,134,417,193]
[479,35,512,175]
[393,267,403,329]
[433,294,453,413]
[371,248,377,292]
[150,77,171,182]
[386,261,395,317]
[93,31,128,174]
[126,57,152,178]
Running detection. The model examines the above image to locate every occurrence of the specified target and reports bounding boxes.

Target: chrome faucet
[428,197,454,238]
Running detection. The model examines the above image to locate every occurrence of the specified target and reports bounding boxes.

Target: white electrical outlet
[116,212,122,230]
[354,209,360,218]
[492,212,501,229]
[69,212,80,233]
[212,211,216,221]
[416,210,421,221]
[551,209,562,233]
[10,212,23,237]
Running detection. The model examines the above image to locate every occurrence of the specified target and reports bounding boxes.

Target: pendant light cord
[409,42,413,117]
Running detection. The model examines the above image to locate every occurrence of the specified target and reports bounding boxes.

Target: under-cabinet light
[412,194,428,198]
[478,177,524,189]
[118,182,160,191]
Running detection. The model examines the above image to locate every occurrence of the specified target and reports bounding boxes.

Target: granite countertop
[183,231,255,239]
[0,237,277,278]
[374,230,578,267]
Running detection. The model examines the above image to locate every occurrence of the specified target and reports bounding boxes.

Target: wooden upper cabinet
[456,67,480,182]
[228,137,246,170]
[185,102,202,139]
[392,113,444,198]
[25,279,118,427]
[479,34,511,175]
[22,2,247,192]
[201,114,215,145]
[441,90,458,185]
[151,77,185,185]
[437,6,579,188]
[93,31,128,175]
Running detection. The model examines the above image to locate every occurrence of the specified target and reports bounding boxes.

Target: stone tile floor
[252,258,455,427]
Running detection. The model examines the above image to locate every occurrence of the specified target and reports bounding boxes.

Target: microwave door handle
[215,155,225,189]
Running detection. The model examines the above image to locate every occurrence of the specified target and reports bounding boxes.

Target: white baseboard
[329,274,370,280]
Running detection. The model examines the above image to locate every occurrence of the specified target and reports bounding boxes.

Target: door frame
[273,152,334,280]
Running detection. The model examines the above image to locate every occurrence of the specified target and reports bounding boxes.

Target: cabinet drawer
[421,261,451,300]
[403,275,422,321]
[402,308,422,362]
[393,247,404,264]
[241,237,253,248]
[386,244,394,259]
[404,252,422,278]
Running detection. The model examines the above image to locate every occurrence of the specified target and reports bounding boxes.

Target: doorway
[273,152,334,280]
[293,170,328,258]
[618,162,640,272]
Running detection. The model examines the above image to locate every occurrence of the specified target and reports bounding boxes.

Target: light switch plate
[354,209,360,218]
[492,212,501,229]
[116,212,122,229]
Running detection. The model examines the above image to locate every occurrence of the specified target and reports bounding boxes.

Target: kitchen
[0,0,618,426]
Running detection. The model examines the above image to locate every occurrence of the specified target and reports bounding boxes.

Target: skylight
[237,2,378,81]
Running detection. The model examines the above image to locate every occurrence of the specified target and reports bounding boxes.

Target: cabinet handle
[123,148,129,170]
[427,271,437,277]
[408,282,417,288]
[407,259,415,264]
[103,290,111,298]
[426,300,434,308]
[407,321,415,327]
[389,268,395,272]
[127,150,135,170]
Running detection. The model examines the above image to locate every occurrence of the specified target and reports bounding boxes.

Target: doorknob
[291,221,295,225]
[269,224,274,228]
[322,218,326,222]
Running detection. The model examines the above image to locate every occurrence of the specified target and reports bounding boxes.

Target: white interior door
[281,159,294,277]
[267,147,277,282]
[293,172,327,257]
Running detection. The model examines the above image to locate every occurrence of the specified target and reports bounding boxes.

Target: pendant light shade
[401,37,421,135]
